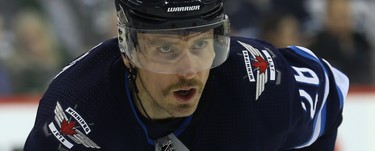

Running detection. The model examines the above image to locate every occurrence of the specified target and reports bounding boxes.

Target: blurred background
[0,0,374,150]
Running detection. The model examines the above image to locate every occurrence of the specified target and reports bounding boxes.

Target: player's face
[131,31,213,119]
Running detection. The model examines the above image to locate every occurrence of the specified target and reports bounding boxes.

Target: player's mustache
[162,79,203,97]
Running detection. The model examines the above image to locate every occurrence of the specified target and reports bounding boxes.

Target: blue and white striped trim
[288,46,330,149]
[322,59,349,108]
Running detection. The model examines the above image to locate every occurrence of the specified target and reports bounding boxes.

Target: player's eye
[154,44,179,61]
[192,40,207,49]
[158,45,173,53]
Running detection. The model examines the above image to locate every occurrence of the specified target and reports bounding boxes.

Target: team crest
[45,102,100,150]
[238,41,276,100]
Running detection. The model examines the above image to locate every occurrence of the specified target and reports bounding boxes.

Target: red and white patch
[238,41,276,100]
[47,102,100,150]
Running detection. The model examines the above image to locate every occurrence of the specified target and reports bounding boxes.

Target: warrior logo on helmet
[167,5,201,12]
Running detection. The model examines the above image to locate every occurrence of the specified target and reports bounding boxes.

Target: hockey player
[24,0,349,150]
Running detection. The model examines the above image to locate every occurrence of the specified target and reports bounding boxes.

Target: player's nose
[176,54,197,79]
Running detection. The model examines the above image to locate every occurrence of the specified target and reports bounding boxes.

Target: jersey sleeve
[23,39,121,151]
[280,46,349,150]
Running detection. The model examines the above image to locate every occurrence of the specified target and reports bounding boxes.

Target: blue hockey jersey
[24,36,349,150]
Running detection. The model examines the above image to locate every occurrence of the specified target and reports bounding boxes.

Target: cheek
[200,71,210,82]
[140,72,173,93]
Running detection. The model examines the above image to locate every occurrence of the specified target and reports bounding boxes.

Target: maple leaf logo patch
[238,41,276,100]
[47,102,100,149]
[252,56,269,74]
[60,120,77,136]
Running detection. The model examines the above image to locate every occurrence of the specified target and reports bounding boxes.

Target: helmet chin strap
[127,63,153,120]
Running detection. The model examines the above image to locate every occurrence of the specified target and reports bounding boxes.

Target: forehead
[137,29,214,41]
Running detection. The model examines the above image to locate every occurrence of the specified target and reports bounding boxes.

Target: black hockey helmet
[115,0,230,74]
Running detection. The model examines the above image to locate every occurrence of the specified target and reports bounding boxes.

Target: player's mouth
[173,88,197,102]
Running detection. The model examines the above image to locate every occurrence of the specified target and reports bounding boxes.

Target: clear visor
[119,17,230,74]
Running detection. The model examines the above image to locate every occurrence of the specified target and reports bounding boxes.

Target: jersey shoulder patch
[46,101,101,150]
[236,40,278,100]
